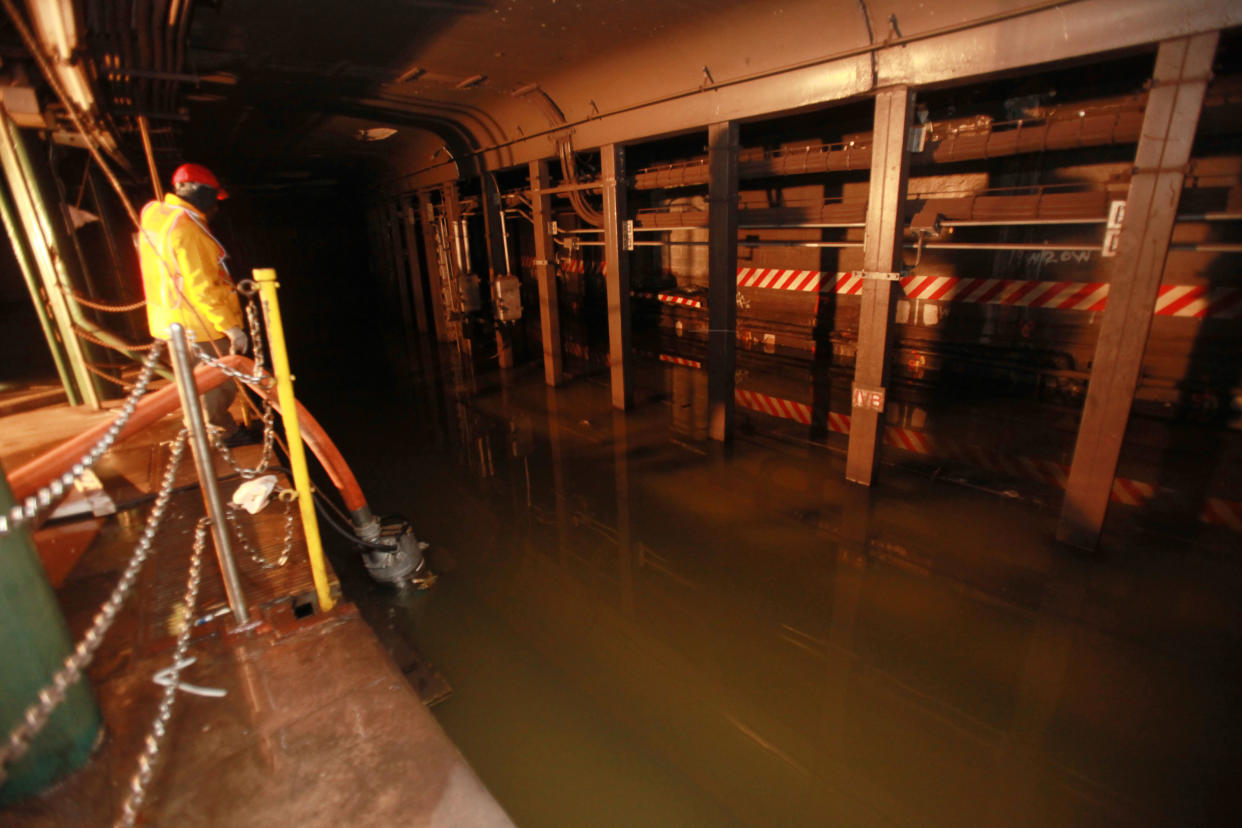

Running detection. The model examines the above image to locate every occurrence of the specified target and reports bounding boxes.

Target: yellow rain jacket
[139,193,241,341]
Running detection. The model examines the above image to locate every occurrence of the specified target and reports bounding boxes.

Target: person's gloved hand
[225,326,249,355]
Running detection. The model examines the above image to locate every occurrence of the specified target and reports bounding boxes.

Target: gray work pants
[200,337,238,433]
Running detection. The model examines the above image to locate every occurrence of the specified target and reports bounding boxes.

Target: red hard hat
[171,163,229,200]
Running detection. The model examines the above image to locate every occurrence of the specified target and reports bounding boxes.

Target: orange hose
[8,355,368,514]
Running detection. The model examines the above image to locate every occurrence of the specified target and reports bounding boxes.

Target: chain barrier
[0,429,189,784]
[115,517,208,828]
[208,408,276,481]
[84,361,139,390]
[1,342,166,536]
[224,494,296,570]
[70,291,147,313]
[69,323,159,352]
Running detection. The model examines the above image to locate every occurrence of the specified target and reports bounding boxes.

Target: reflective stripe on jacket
[139,193,241,341]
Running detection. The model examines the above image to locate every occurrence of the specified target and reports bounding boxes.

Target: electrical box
[493,275,523,322]
[457,272,482,313]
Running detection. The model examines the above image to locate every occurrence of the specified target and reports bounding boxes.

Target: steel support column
[707,121,740,442]
[418,191,452,343]
[401,196,431,337]
[845,86,913,485]
[0,110,101,408]
[530,159,563,386]
[601,144,633,410]
[480,173,513,367]
[0,177,76,402]
[386,199,418,361]
[1057,33,1218,549]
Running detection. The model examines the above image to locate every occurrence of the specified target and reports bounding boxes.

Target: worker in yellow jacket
[139,162,249,438]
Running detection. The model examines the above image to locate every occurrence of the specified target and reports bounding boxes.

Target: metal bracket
[624,219,635,251]
[858,270,904,281]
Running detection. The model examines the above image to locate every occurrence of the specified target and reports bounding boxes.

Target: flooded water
[301,340,1242,827]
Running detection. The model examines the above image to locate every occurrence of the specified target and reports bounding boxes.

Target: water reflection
[390,353,1242,827]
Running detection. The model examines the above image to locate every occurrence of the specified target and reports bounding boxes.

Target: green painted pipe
[0,172,79,405]
[0,468,101,806]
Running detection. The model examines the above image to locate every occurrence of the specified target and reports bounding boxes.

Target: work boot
[221,421,264,447]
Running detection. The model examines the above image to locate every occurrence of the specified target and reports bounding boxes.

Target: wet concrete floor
[300,341,1242,828]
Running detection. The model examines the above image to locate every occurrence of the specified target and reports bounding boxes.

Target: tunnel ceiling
[6,1,1241,194]
[179,0,878,188]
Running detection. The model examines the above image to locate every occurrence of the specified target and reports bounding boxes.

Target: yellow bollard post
[252,268,335,612]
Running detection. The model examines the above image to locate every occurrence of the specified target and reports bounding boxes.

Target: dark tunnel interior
[2,3,1241,826]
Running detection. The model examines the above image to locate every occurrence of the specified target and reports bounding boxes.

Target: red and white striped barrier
[736,268,825,292]
[1153,285,1242,319]
[731,387,1242,528]
[735,389,813,424]
[1202,498,1242,531]
[898,275,1109,312]
[734,267,1242,319]
[633,291,704,309]
[659,354,703,369]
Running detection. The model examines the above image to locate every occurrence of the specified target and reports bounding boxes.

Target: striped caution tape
[735,268,1242,319]
[732,387,1242,529]
[633,291,705,309]
[658,353,703,369]
[534,254,1242,319]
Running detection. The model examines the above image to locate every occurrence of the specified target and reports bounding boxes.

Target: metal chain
[223,495,295,570]
[190,342,271,385]
[84,361,140,390]
[207,406,276,480]
[116,517,208,828]
[189,301,273,387]
[0,429,189,783]
[0,341,166,536]
[70,291,147,313]
[69,323,159,352]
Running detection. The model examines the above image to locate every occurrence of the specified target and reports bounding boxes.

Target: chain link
[224,496,295,570]
[207,406,276,481]
[1,342,166,536]
[116,517,208,828]
[85,361,140,390]
[70,323,159,352]
[70,291,147,313]
[189,301,272,386]
[0,429,189,783]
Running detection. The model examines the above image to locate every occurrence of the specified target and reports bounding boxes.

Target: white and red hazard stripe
[733,266,1242,319]
[882,427,933,455]
[734,389,812,424]
[899,275,1110,312]
[1201,498,1242,531]
[736,268,823,292]
[730,389,1239,530]
[659,353,703,369]
[1110,477,1156,506]
[1153,285,1242,319]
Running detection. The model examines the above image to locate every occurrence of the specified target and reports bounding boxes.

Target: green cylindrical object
[0,468,101,806]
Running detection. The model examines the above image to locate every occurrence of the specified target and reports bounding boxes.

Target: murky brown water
[311,344,1242,827]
